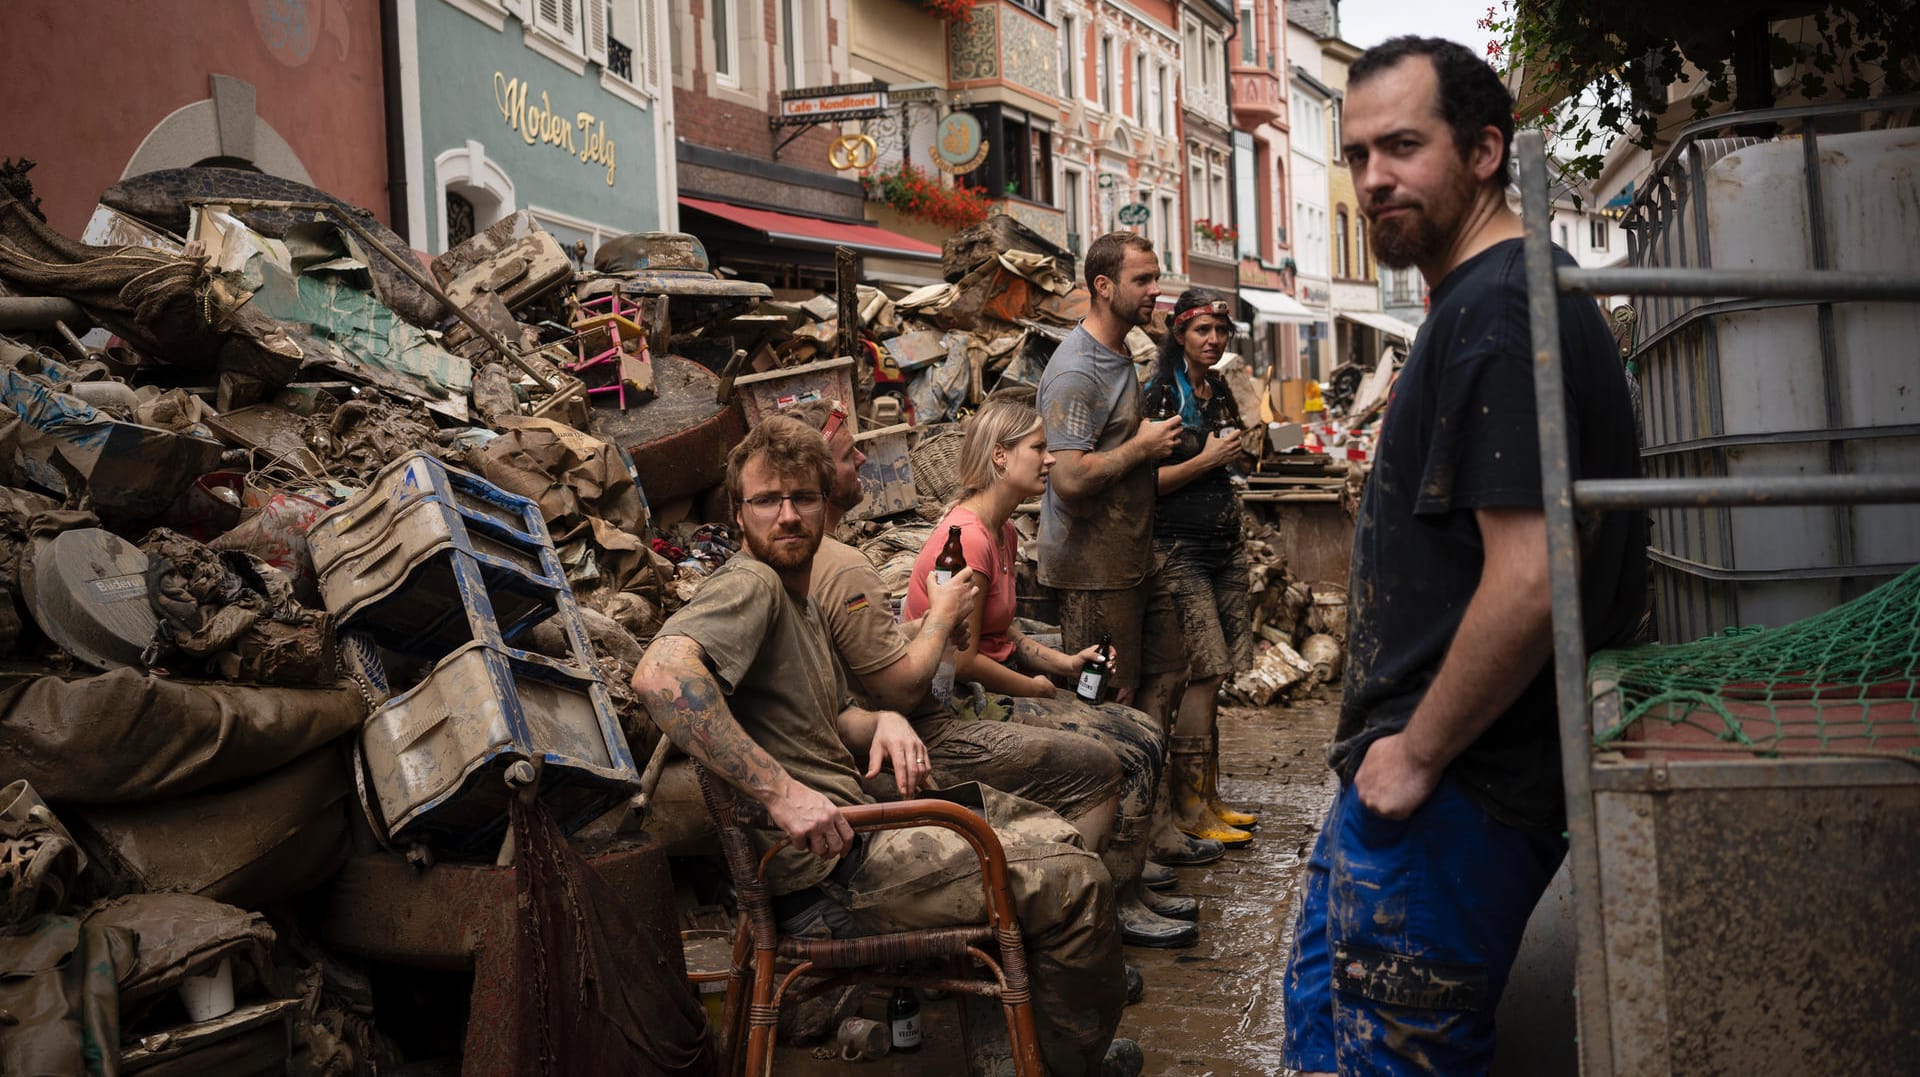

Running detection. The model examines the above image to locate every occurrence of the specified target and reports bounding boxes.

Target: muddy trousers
[823,787,1127,1076]
[1009,692,1165,886]
[1280,776,1565,1075]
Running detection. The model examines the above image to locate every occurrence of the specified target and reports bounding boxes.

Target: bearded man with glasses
[633,415,1140,1076]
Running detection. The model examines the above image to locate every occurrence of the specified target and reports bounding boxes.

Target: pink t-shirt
[904,506,1018,663]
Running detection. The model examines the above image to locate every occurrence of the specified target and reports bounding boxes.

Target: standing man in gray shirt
[1038,230,1225,948]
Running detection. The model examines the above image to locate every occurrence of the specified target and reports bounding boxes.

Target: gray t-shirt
[1036,325,1154,589]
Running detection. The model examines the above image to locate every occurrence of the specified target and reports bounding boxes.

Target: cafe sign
[774,81,891,126]
[493,72,618,186]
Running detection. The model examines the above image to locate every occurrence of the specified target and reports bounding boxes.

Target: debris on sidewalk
[0,152,1354,1075]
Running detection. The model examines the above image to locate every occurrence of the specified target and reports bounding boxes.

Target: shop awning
[1335,309,1422,342]
[679,197,941,261]
[1240,287,1319,325]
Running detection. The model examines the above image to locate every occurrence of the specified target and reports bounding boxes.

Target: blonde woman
[905,397,1197,949]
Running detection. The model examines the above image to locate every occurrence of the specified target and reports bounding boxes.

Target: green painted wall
[417,2,661,250]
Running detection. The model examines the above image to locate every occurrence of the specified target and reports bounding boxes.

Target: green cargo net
[1588,563,1920,760]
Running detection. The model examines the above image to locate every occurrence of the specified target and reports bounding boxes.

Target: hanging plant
[923,0,978,25]
[861,162,992,230]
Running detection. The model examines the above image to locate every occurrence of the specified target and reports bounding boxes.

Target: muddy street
[777,695,1339,1076]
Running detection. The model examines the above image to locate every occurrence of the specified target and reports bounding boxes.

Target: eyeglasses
[740,491,827,518]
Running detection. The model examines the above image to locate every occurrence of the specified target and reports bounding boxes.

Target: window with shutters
[532,0,584,54]
[598,0,659,99]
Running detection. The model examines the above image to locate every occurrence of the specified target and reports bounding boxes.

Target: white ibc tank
[1636,125,1920,639]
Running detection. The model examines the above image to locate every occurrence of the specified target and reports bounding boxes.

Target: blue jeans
[1282,774,1565,1075]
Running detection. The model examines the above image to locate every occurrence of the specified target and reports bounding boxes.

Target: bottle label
[891,1014,921,1049]
[931,568,953,586]
[1077,668,1103,700]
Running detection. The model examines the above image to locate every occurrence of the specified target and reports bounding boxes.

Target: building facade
[395,0,675,257]
[1180,0,1240,294]
[670,0,941,288]
[1228,0,1307,375]
[1286,36,1333,379]
[5,0,391,238]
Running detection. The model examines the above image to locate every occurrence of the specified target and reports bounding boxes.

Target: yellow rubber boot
[1204,730,1259,828]
[1170,737,1253,847]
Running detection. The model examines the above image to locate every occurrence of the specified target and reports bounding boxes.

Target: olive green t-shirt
[810,536,919,712]
[654,556,868,893]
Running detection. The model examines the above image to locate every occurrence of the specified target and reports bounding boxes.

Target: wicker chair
[692,764,1046,1077]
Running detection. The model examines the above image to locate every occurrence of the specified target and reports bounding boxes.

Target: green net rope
[1589,562,1920,758]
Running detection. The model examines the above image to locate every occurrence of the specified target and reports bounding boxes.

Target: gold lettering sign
[493,72,618,186]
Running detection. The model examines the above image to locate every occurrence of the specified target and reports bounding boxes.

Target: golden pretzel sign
[828,134,877,170]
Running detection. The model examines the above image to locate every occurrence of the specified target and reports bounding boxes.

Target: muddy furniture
[319,837,679,1076]
[1515,117,1920,1077]
[693,765,1045,1077]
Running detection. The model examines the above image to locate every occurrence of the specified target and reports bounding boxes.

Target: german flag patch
[843,594,870,614]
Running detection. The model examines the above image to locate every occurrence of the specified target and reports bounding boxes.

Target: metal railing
[1518,124,1920,1077]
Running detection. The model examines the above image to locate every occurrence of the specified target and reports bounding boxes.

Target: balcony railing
[606,35,633,82]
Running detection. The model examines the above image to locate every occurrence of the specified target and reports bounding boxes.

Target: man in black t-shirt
[1279,38,1646,1077]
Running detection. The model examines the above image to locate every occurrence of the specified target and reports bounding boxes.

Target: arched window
[1335,208,1350,278]
[1355,216,1369,278]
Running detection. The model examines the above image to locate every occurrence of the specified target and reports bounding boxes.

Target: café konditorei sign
[493,72,618,185]
[772,81,891,127]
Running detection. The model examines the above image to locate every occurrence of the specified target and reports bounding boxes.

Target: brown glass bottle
[932,525,966,586]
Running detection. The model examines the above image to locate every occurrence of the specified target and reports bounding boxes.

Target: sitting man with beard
[631,415,1140,1076]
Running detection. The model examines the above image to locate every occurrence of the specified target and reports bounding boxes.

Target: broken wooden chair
[692,764,1045,1077]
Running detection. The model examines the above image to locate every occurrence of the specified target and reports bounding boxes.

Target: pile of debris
[1224,510,1349,707]
[0,158,1350,1069]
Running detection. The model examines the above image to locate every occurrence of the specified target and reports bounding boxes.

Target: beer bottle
[1145,379,1181,422]
[888,966,922,1052]
[1076,633,1114,704]
[932,526,966,585]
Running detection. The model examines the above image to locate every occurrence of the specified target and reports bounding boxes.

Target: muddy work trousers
[1281,775,1565,1075]
[865,706,1125,824]
[822,787,1126,1076]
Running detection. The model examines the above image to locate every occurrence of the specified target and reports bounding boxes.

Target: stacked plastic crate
[308,451,638,857]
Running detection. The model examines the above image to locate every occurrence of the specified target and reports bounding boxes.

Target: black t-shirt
[1329,239,1647,832]
[1150,370,1243,561]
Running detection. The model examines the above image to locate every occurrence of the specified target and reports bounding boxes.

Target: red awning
[679,197,941,260]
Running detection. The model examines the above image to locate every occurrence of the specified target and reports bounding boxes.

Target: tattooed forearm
[633,635,789,802]
[1011,632,1054,675]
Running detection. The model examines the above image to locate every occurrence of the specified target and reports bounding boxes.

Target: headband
[1174,299,1232,329]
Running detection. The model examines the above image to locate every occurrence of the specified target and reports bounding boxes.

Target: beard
[743,520,820,571]
[1368,169,1478,269]
[829,476,864,513]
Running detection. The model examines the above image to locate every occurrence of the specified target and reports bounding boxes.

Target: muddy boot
[1147,763,1226,865]
[1172,736,1253,847]
[1206,725,1259,828]
[1149,821,1226,866]
[1140,885,1198,921]
[1141,860,1179,891]
[1118,882,1198,948]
